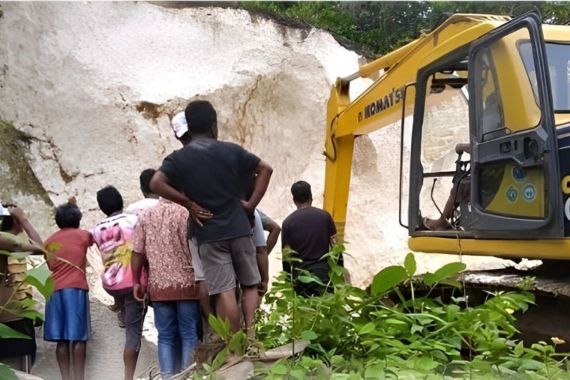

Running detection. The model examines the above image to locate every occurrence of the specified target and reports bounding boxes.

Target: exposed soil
[32,294,157,380]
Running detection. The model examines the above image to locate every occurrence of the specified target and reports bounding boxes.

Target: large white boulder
[0,2,502,289]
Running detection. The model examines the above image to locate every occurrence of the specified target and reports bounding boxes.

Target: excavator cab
[324,12,570,260]
[408,13,568,258]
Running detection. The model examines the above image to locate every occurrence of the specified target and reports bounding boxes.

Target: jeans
[153,300,200,378]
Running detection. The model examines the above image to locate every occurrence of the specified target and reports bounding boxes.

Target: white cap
[171,111,189,139]
[0,205,9,217]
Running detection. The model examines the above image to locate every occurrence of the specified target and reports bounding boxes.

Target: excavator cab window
[467,13,564,238]
[409,12,564,240]
[412,60,471,235]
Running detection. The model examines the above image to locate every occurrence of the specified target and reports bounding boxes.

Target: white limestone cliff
[0,2,503,290]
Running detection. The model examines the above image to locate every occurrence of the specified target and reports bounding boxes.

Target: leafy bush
[252,247,569,379]
[0,247,53,379]
[240,2,570,56]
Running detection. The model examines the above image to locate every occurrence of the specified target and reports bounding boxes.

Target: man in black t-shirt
[281,181,337,296]
[150,100,273,334]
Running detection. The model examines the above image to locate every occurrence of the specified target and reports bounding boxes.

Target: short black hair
[185,100,217,135]
[0,216,14,232]
[55,203,82,229]
[0,203,16,232]
[291,181,312,204]
[96,186,124,216]
[139,169,156,196]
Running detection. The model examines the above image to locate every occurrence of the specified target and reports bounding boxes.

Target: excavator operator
[423,143,471,231]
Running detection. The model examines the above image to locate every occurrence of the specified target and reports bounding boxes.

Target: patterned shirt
[132,199,197,301]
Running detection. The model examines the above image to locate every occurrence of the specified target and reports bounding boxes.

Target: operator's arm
[455,143,471,155]
[242,160,273,213]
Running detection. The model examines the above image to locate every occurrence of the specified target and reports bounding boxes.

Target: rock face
[0,2,504,294]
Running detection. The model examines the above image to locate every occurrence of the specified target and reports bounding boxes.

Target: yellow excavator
[323,12,570,342]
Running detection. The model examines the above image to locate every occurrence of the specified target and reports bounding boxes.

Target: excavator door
[467,12,564,238]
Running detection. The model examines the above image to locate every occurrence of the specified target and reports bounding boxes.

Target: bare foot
[423,217,449,231]
[107,303,120,312]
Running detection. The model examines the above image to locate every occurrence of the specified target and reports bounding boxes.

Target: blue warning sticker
[506,186,518,203]
[522,184,536,202]
[512,166,526,182]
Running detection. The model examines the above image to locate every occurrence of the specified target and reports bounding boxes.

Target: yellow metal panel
[409,236,570,260]
[483,163,545,217]
[491,30,541,132]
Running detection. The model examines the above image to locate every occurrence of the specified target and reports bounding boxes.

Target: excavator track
[459,262,570,351]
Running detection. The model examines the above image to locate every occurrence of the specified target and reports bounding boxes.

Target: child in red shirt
[44,200,93,380]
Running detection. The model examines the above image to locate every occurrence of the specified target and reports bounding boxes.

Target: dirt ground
[28,254,159,379]
[32,294,158,380]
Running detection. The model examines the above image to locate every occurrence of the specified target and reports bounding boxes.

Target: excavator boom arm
[323,14,509,240]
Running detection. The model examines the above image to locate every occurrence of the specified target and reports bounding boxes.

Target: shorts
[189,238,205,282]
[252,210,266,248]
[121,293,146,351]
[198,236,260,295]
[44,288,90,342]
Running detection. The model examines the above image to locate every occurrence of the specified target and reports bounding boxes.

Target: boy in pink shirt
[91,186,144,380]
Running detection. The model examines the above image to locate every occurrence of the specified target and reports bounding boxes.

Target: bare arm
[8,206,43,246]
[256,246,269,295]
[242,160,273,213]
[150,171,212,226]
[131,252,147,302]
[455,143,471,155]
[264,217,281,255]
[0,235,44,255]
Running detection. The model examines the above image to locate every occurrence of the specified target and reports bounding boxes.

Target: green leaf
[0,363,17,380]
[423,262,466,286]
[358,322,376,335]
[227,331,246,354]
[290,368,306,379]
[385,318,407,326]
[297,275,325,285]
[210,347,229,372]
[518,359,545,371]
[414,356,439,371]
[514,341,524,357]
[0,322,32,340]
[12,308,44,322]
[271,362,289,375]
[411,324,423,334]
[25,263,54,300]
[300,330,318,341]
[208,314,231,340]
[365,364,385,379]
[439,278,462,288]
[404,252,416,277]
[45,242,62,254]
[371,265,407,296]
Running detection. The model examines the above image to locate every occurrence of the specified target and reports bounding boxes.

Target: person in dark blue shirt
[150,100,272,335]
